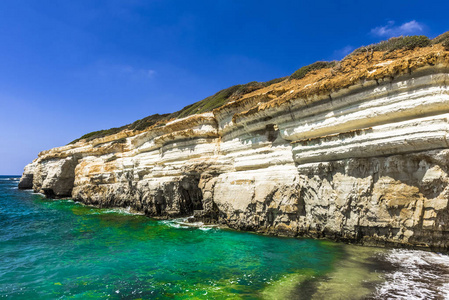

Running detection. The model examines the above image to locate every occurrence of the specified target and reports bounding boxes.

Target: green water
[0,176,390,299]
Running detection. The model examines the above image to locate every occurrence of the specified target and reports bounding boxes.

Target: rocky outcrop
[18,161,36,189]
[32,156,80,197]
[19,45,449,250]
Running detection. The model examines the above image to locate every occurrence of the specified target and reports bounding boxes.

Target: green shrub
[169,78,286,119]
[264,76,288,86]
[111,137,127,145]
[443,40,449,50]
[380,35,430,51]
[68,74,291,145]
[68,114,170,144]
[68,32,449,145]
[127,113,170,131]
[69,127,124,144]
[172,84,241,119]
[351,35,431,56]
[289,61,337,80]
[432,31,449,50]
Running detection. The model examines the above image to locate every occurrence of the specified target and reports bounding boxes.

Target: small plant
[432,31,449,50]
[443,40,449,50]
[264,76,288,86]
[382,35,430,51]
[111,138,127,145]
[169,78,287,119]
[350,35,431,57]
[127,113,170,131]
[68,113,172,144]
[69,128,123,144]
[154,121,167,128]
[67,74,290,145]
[289,61,337,80]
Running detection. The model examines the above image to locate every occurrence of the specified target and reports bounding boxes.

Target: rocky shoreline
[19,45,449,250]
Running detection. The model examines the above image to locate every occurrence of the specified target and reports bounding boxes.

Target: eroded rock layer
[19,47,449,250]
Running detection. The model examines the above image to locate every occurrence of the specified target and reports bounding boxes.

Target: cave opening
[266,124,279,142]
[42,188,56,199]
[179,176,204,216]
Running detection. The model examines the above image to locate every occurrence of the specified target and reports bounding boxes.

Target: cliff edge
[19,34,449,250]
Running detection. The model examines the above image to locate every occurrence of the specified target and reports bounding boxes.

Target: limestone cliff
[19,39,449,250]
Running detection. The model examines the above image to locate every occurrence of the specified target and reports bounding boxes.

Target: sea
[1,175,449,299]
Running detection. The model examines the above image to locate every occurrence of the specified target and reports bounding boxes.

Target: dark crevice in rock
[265,124,279,143]
[42,188,56,198]
[18,173,33,189]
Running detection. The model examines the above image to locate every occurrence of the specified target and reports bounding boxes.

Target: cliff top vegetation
[69,31,449,145]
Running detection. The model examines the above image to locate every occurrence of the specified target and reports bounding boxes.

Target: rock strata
[19,45,449,250]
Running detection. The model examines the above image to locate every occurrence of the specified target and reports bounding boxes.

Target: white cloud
[117,65,156,79]
[332,45,354,59]
[147,69,156,78]
[370,20,424,37]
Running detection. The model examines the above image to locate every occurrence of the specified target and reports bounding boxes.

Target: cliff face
[20,44,449,250]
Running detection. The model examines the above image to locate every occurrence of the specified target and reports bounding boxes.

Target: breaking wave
[374,249,449,299]
[161,216,218,231]
[88,206,145,216]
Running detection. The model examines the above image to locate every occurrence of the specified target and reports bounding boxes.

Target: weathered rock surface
[19,46,449,250]
[18,161,36,189]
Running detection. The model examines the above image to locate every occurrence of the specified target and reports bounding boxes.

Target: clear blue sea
[1,175,449,299]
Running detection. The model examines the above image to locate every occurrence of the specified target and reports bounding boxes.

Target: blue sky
[0,0,448,175]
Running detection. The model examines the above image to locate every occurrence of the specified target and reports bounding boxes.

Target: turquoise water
[3,175,448,299]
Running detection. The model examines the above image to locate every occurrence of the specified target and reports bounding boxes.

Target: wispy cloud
[90,62,157,80]
[332,45,354,59]
[73,62,157,84]
[370,20,424,38]
[119,65,156,79]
